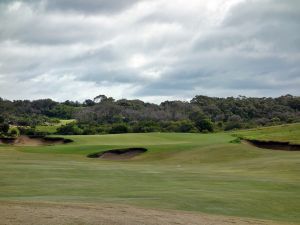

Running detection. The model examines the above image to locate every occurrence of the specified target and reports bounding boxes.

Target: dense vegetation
[0,94,299,135]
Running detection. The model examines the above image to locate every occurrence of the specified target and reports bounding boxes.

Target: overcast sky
[0,0,299,103]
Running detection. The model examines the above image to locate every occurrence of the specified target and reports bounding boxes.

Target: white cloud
[128,54,148,69]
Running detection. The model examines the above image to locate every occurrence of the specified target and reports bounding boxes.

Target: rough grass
[0,124,299,223]
[36,119,76,133]
[234,123,300,144]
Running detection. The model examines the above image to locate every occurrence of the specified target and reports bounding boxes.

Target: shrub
[56,123,83,135]
[189,112,214,132]
[132,121,160,133]
[177,120,196,133]
[18,127,48,136]
[0,123,9,134]
[83,127,98,135]
[109,124,129,134]
[224,122,243,131]
[230,137,241,144]
[9,127,20,137]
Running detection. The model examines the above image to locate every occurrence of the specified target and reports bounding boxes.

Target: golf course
[0,123,299,225]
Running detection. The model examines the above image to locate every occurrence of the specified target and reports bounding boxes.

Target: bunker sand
[88,148,147,160]
[243,139,300,151]
[0,135,72,146]
[0,201,292,225]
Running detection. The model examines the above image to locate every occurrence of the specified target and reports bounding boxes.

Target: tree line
[0,94,299,136]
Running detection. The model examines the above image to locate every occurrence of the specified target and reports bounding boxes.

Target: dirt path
[0,201,292,225]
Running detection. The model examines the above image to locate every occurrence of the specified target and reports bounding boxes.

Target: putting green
[0,124,299,223]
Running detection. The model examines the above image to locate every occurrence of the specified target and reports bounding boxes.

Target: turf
[0,124,299,223]
[234,123,300,144]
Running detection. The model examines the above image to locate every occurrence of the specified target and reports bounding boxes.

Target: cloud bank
[0,0,299,103]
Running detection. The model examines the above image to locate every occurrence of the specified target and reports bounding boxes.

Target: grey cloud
[0,0,144,14]
[135,51,300,97]
[223,0,300,52]
[44,0,143,14]
[0,0,299,102]
[224,0,300,26]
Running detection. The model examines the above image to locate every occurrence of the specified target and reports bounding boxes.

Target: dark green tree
[189,112,214,132]
[110,124,129,134]
[0,123,9,134]
[56,123,83,135]
[84,99,95,106]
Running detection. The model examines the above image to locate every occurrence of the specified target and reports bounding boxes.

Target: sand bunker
[244,139,300,151]
[0,135,73,146]
[88,148,147,160]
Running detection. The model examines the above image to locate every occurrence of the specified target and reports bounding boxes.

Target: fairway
[0,124,300,224]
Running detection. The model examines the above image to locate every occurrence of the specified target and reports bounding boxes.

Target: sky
[0,0,299,103]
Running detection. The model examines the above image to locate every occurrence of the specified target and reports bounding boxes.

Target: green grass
[234,123,300,144]
[36,119,76,133]
[0,124,299,223]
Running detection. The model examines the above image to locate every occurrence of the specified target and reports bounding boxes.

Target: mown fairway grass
[0,124,299,223]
